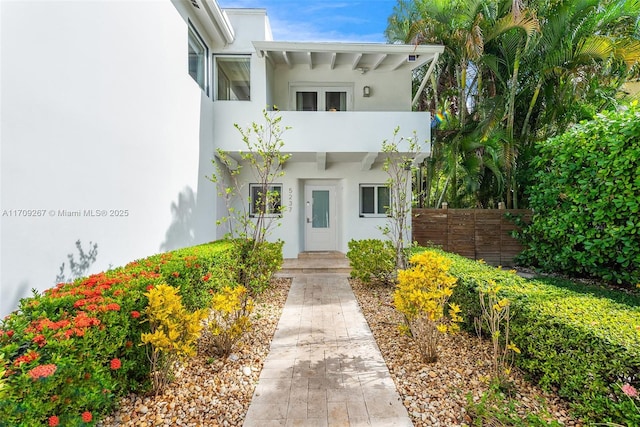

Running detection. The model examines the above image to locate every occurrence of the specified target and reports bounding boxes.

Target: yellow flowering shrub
[141,284,207,394]
[209,285,254,357]
[393,251,461,362]
[477,280,520,387]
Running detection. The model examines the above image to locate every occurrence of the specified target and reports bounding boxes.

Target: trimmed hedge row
[0,240,282,427]
[414,247,640,424]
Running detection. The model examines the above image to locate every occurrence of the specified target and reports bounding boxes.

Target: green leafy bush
[517,103,640,286]
[347,239,396,284]
[416,247,640,424]
[232,239,284,295]
[152,243,237,310]
[0,241,236,426]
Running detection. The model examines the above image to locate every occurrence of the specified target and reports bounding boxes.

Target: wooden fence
[412,208,532,266]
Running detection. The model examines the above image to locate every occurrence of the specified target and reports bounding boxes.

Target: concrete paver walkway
[243,271,412,427]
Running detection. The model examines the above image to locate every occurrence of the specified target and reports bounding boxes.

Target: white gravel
[99,276,583,426]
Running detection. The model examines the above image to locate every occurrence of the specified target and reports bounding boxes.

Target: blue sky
[217,0,398,42]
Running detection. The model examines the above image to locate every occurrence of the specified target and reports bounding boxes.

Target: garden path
[243,253,411,427]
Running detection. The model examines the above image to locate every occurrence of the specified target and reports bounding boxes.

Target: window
[360,184,390,217]
[250,184,282,216]
[188,25,208,94]
[292,86,352,111]
[216,56,251,100]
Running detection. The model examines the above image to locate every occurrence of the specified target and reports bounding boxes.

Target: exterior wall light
[363,86,371,97]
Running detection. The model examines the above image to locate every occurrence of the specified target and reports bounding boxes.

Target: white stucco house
[0,0,442,316]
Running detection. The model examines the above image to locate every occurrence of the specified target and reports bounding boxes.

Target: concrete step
[277,252,352,274]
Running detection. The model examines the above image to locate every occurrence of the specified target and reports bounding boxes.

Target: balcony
[214,109,432,157]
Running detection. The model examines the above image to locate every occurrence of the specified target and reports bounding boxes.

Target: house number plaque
[288,187,293,212]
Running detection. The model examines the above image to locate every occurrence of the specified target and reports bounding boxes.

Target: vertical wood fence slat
[412,209,532,266]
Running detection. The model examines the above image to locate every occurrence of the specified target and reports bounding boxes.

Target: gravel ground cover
[101,275,583,427]
[98,277,291,427]
[350,279,583,427]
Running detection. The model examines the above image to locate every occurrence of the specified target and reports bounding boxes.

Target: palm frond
[614,38,640,69]
[575,36,614,63]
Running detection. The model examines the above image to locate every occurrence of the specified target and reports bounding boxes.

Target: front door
[304,185,337,251]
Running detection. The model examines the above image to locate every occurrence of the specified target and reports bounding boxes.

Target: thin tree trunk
[505,42,522,209]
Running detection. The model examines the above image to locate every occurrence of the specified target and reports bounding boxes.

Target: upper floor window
[360,184,390,217]
[188,24,208,94]
[292,85,352,111]
[216,56,251,101]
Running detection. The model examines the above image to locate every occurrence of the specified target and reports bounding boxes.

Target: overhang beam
[316,152,326,171]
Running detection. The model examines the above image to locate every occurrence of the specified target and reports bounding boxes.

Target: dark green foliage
[347,239,396,284]
[152,243,237,311]
[517,104,640,286]
[232,239,284,296]
[418,247,640,424]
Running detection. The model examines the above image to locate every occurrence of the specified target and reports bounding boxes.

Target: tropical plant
[516,102,640,286]
[393,250,462,362]
[347,239,396,285]
[210,109,289,294]
[387,0,640,208]
[0,241,239,426]
[141,284,207,395]
[476,280,520,388]
[208,285,254,357]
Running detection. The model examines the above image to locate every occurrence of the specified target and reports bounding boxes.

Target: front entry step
[277,252,351,274]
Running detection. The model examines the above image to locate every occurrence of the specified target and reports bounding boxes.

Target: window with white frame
[188,24,208,94]
[359,184,390,217]
[250,184,282,217]
[216,56,251,101]
[291,85,352,111]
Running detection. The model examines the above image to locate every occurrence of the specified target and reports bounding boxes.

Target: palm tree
[388,0,538,208]
[389,0,640,208]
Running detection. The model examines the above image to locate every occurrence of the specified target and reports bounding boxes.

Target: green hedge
[517,103,640,286]
[0,240,282,427]
[414,247,640,424]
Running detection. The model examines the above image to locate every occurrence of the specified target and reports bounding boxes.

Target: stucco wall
[270,66,412,112]
[0,1,216,316]
[223,160,410,258]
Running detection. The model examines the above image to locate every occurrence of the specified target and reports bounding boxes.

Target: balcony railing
[214,108,432,154]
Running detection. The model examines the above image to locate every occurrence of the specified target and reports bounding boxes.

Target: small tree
[380,128,422,270]
[210,108,291,249]
[209,109,290,294]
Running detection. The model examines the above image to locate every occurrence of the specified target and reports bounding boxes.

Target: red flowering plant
[0,241,236,425]
[0,270,159,424]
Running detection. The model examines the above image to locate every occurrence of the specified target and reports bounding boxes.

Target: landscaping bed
[350,278,582,427]
[97,277,290,427]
